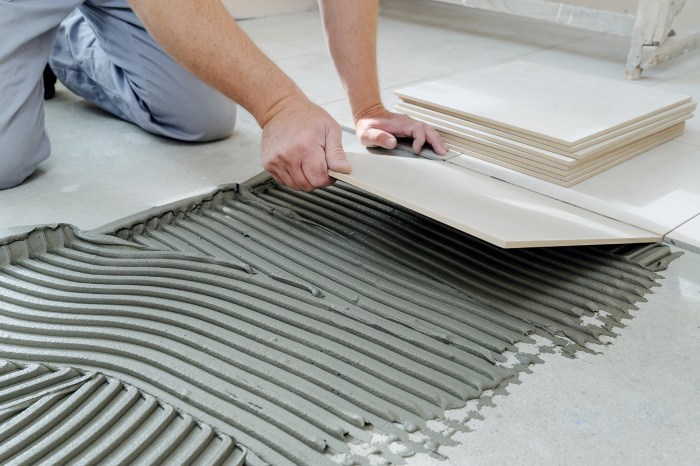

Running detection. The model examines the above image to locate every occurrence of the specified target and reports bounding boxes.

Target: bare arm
[131,0,299,126]
[129,0,350,190]
[320,0,447,154]
[319,0,381,121]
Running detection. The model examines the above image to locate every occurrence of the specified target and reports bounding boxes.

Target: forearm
[319,0,382,122]
[129,0,306,127]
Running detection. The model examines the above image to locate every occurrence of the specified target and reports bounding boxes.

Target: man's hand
[261,96,352,191]
[130,1,349,192]
[320,1,447,157]
[354,104,449,155]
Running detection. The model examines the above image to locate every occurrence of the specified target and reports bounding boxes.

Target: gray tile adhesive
[0,178,682,466]
[0,361,244,465]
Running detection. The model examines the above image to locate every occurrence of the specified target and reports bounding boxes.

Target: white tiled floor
[1,1,699,465]
[667,214,700,253]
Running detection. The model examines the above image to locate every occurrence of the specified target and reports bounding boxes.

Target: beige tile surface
[441,121,687,173]
[397,101,695,161]
[395,61,692,146]
[446,123,683,186]
[444,123,685,178]
[329,152,660,248]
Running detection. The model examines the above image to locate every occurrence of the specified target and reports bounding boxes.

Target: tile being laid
[394,61,692,147]
[666,215,700,253]
[329,152,660,248]
[449,140,700,235]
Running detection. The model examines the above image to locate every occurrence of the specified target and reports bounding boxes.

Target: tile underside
[0,181,680,465]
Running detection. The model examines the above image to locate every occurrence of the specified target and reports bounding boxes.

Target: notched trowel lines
[0,180,679,465]
[0,361,245,465]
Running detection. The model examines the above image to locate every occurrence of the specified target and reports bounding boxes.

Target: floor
[406,250,700,466]
[0,0,699,464]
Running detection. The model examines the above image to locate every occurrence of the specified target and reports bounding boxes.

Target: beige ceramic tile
[446,123,684,187]
[397,99,695,153]
[329,152,660,248]
[443,123,685,178]
[441,121,687,173]
[395,61,692,146]
[397,101,695,162]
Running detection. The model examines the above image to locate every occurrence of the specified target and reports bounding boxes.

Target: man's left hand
[354,104,448,155]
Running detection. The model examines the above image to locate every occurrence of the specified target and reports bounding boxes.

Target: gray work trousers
[0,0,237,189]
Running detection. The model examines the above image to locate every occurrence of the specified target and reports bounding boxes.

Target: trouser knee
[0,133,50,190]
[0,86,51,190]
[50,5,238,144]
[167,94,238,143]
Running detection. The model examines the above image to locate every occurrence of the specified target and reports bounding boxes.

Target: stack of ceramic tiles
[394,61,696,187]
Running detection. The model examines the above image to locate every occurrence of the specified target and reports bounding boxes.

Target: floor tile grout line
[672,138,700,149]
[662,211,700,240]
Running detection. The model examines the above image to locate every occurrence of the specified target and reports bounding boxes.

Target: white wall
[222,0,318,20]
[221,0,698,32]
[558,0,700,31]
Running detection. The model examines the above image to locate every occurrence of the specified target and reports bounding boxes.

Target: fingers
[267,144,336,192]
[359,127,398,150]
[261,100,350,192]
[325,124,352,174]
[301,148,333,189]
[425,124,448,155]
[357,110,449,156]
[410,123,426,154]
[269,166,302,191]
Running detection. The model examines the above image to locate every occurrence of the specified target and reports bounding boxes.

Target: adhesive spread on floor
[0,361,245,465]
[0,180,680,465]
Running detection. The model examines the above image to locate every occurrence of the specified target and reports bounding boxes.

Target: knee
[0,141,50,190]
[178,100,238,143]
[149,90,238,143]
[0,123,50,190]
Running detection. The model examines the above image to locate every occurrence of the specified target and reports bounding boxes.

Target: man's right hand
[128,0,351,193]
[261,96,352,191]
